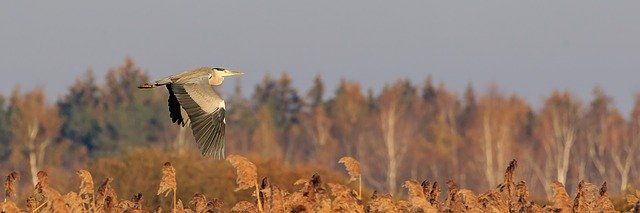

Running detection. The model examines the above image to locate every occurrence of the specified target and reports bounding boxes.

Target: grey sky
[2,1,639,113]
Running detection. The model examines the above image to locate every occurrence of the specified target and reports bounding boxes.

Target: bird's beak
[224,70,244,76]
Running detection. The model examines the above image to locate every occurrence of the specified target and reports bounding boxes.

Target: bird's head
[211,67,243,77]
[207,67,243,85]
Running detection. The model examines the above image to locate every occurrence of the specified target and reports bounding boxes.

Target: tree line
[0,58,638,198]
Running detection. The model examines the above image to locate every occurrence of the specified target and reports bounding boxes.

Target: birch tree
[10,87,61,186]
[534,90,581,186]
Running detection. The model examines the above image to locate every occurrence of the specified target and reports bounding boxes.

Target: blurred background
[1,0,640,205]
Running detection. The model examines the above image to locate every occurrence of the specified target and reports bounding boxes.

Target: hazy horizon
[2,1,639,112]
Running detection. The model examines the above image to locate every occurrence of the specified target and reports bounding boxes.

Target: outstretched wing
[166,84,187,126]
[169,77,226,159]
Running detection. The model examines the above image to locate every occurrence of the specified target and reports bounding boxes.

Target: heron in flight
[139,67,243,159]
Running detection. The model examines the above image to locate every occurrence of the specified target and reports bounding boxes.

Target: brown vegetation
[0,155,637,212]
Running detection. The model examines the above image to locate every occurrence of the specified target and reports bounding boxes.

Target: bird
[138,67,243,159]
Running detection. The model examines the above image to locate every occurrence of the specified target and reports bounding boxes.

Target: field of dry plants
[1,155,639,213]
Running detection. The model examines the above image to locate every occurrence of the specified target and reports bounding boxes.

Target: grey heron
[138,67,243,159]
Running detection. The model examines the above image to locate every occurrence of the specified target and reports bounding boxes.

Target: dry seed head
[598,182,615,212]
[76,170,95,195]
[550,181,572,211]
[157,162,177,197]
[4,171,19,199]
[403,180,426,199]
[36,170,49,188]
[226,155,258,192]
[268,186,286,213]
[189,193,207,212]
[627,190,640,207]
[0,200,19,213]
[328,183,363,212]
[63,192,83,212]
[293,178,308,186]
[175,199,185,212]
[97,178,118,211]
[367,193,396,213]
[573,180,598,212]
[403,180,434,212]
[231,201,258,212]
[338,157,361,182]
[26,196,38,212]
[116,200,135,211]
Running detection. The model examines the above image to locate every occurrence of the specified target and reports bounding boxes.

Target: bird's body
[139,67,243,159]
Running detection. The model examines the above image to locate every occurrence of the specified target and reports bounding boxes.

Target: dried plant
[339,156,362,200]
[207,198,224,212]
[63,192,83,212]
[454,189,481,212]
[0,200,19,213]
[478,188,509,212]
[598,182,615,212]
[626,189,640,210]
[2,156,639,212]
[226,155,262,212]
[35,171,49,188]
[158,162,177,212]
[429,181,441,207]
[226,155,258,191]
[132,192,144,210]
[367,191,397,213]
[158,162,177,196]
[573,180,598,212]
[33,171,64,212]
[548,181,572,212]
[4,172,19,200]
[231,201,258,212]
[444,179,459,208]
[96,178,118,212]
[265,185,286,213]
[338,157,361,182]
[503,159,518,197]
[76,169,95,212]
[189,193,207,212]
[175,199,185,213]
[328,183,363,213]
[26,196,38,212]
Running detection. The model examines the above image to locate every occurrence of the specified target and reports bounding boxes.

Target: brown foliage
[226,155,258,192]
[338,156,361,182]
[157,162,177,197]
[573,180,599,212]
[96,177,118,212]
[188,193,207,212]
[403,180,436,212]
[328,183,363,212]
[0,154,636,212]
[548,181,573,212]
[0,200,19,213]
[598,182,615,212]
[231,200,258,213]
[367,191,397,212]
[76,169,95,212]
[4,171,19,199]
[62,192,83,212]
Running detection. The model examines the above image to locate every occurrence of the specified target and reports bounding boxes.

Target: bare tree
[535,91,581,186]
[10,87,61,186]
[608,94,640,192]
[467,86,529,187]
[581,87,614,183]
[377,80,419,194]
